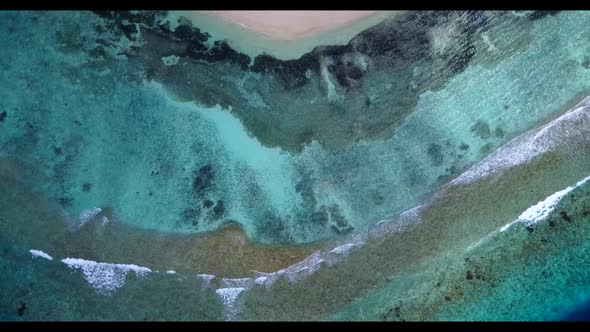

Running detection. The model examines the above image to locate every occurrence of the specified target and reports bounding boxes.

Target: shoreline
[165,11,401,61]
[201,11,378,41]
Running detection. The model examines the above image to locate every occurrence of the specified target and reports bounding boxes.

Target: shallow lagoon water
[1,10,590,321]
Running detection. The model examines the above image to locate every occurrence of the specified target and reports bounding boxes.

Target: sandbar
[165,10,401,60]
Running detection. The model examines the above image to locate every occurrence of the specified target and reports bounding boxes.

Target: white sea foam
[213,99,590,288]
[371,205,423,239]
[248,251,327,286]
[251,270,282,288]
[284,251,326,283]
[399,205,423,222]
[320,56,340,101]
[450,135,547,186]
[29,249,53,260]
[500,175,590,232]
[247,242,363,287]
[254,276,268,286]
[221,277,255,290]
[75,207,102,229]
[166,270,176,274]
[61,258,152,295]
[464,231,498,253]
[449,102,590,186]
[376,219,391,226]
[329,243,357,255]
[197,273,215,288]
[229,239,360,289]
[99,216,110,225]
[216,287,246,320]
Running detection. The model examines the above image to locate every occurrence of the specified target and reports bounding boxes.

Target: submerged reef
[1,10,590,321]
[2,10,589,245]
[91,11,523,152]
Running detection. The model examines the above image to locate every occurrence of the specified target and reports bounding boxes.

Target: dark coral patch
[89,11,515,153]
[182,208,200,226]
[494,127,505,138]
[448,44,477,75]
[559,211,573,223]
[528,11,561,21]
[58,196,73,208]
[471,120,491,139]
[203,199,214,209]
[310,206,329,226]
[331,224,354,235]
[479,143,494,155]
[250,52,317,90]
[17,302,26,317]
[82,183,92,192]
[427,143,444,166]
[212,200,225,220]
[329,205,349,228]
[193,165,214,195]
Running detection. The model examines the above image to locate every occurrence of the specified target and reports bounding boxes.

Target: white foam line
[75,207,102,229]
[216,287,246,320]
[221,277,255,290]
[197,273,215,288]
[500,175,590,232]
[399,205,423,222]
[254,276,269,286]
[99,216,110,225]
[371,205,423,239]
[320,56,340,101]
[329,243,357,255]
[285,258,325,283]
[281,251,323,283]
[47,101,589,299]
[449,103,590,186]
[464,231,498,253]
[251,270,283,288]
[29,249,53,260]
[481,32,498,52]
[61,258,152,295]
[246,251,328,286]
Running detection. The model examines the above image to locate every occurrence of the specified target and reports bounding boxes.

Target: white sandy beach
[202,11,377,41]
[165,11,400,60]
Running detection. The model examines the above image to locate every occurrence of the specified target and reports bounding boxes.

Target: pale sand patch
[203,11,377,41]
[165,11,401,60]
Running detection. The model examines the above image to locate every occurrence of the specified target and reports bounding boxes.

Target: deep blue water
[561,300,590,321]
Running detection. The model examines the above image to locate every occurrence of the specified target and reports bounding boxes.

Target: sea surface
[1,10,590,321]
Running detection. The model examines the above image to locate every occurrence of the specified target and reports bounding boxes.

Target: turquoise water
[1,10,590,320]
[332,179,590,321]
